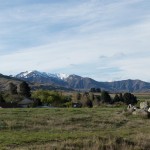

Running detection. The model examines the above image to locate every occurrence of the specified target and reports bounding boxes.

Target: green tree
[101,91,112,103]
[19,81,31,98]
[123,93,137,105]
[119,93,124,102]
[113,94,120,103]
[32,90,71,107]
[9,82,18,95]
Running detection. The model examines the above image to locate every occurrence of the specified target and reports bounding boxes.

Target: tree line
[72,91,137,108]
[0,82,138,108]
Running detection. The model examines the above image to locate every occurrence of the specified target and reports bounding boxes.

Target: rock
[127,104,132,109]
[127,104,136,112]
[132,111,137,115]
[134,109,149,118]
[140,102,149,110]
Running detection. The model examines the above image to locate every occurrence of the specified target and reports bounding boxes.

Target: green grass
[134,93,150,101]
[0,107,150,150]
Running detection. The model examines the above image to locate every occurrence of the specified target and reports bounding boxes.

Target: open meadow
[135,93,150,102]
[0,106,150,150]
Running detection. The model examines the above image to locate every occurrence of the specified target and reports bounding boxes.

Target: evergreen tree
[19,81,31,98]
[123,93,137,105]
[113,94,120,103]
[101,91,112,103]
[119,93,124,102]
[9,82,18,95]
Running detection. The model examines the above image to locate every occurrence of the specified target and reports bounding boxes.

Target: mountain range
[0,70,149,92]
[10,70,150,93]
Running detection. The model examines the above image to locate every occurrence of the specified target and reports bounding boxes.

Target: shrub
[101,91,112,104]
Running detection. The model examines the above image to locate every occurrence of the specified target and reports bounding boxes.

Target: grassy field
[134,93,150,102]
[0,107,150,150]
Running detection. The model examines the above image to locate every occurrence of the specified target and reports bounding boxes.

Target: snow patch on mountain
[15,70,69,80]
[16,71,33,78]
[56,73,69,80]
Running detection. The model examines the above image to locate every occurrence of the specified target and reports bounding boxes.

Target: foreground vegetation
[0,82,150,149]
[0,81,140,107]
[0,107,150,150]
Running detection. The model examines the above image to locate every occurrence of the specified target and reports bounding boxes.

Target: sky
[0,0,150,82]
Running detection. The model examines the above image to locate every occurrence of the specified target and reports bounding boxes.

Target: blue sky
[0,0,150,81]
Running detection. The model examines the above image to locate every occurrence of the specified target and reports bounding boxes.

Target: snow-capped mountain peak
[16,70,35,78]
[15,70,69,80]
[55,73,69,80]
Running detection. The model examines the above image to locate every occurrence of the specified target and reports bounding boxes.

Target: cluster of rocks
[127,101,150,118]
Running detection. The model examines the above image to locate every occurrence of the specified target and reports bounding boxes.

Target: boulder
[133,109,150,118]
[140,102,149,110]
[127,104,136,112]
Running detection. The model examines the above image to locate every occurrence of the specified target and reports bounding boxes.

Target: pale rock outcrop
[126,102,150,118]
[140,101,149,110]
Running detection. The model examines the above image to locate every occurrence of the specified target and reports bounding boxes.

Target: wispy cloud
[0,0,150,81]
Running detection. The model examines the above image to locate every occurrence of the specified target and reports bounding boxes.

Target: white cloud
[0,0,150,81]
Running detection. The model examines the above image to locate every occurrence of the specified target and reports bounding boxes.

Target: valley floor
[0,107,150,150]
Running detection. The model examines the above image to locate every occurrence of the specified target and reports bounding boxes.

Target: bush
[123,93,137,105]
[32,90,72,107]
[101,91,112,104]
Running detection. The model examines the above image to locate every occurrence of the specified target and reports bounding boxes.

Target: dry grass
[0,107,149,150]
